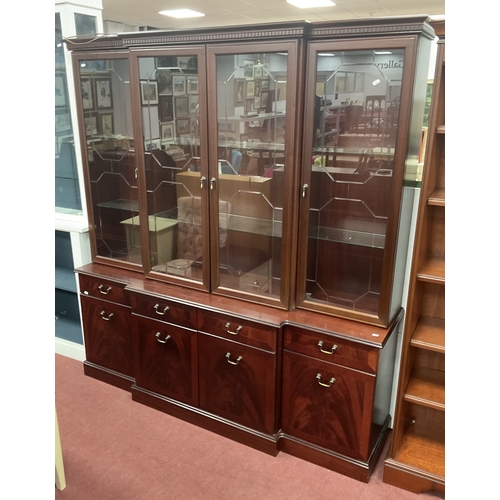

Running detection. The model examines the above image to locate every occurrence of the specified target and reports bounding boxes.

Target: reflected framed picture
[246,81,255,98]
[176,117,190,136]
[141,81,158,105]
[189,95,199,114]
[161,123,174,140]
[234,79,245,105]
[100,114,113,136]
[55,76,66,107]
[55,110,71,133]
[95,78,112,109]
[244,60,254,79]
[187,77,198,95]
[156,69,173,95]
[80,79,93,110]
[261,79,269,90]
[84,115,97,136]
[159,95,173,122]
[175,96,189,117]
[173,75,186,96]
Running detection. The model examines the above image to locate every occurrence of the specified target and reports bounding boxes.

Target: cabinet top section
[64,15,435,52]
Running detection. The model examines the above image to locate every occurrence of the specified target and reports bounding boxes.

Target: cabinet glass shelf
[308,225,386,248]
[97,199,139,212]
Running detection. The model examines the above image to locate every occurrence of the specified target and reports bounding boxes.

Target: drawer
[197,309,277,352]
[281,350,376,461]
[79,274,129,306]
[283,325,379,374]
[198,333,277,434]
[133,315,198,407]
[80,295,134,378]
[130,291,196,330]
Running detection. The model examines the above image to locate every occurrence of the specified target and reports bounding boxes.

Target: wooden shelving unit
[383,20,445,495]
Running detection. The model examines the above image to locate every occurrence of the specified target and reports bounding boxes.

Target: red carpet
[55,353,443,499]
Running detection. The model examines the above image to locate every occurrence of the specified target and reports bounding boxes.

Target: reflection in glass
[216,52,288,298]
[80,59,138,263]
[307,49,404,315]
[139,55,203,281]
[55,13,81,213]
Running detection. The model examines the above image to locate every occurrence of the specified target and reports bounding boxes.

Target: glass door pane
[305,48,405,316]
[138,54,205,283]
[214,51,288,299]
[79,58,138,263]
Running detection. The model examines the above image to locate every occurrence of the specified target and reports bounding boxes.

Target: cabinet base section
[131,384,280,456]
[277,426,391,483]
[83,361,135,392]
[383,458,445,495]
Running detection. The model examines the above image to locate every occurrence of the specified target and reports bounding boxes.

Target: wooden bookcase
[383,20,445,495]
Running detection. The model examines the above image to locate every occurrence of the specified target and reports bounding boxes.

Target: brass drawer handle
[100,311,114,321]
[318,340,338,354]
[155,332,171,344]
[225,352,242,366]
[316,373,335,388]
[154,303,170,315]
[225,322,242,336]
[98,284,112,295]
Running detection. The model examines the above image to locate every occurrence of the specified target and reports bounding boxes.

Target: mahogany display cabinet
[67,16,435,483]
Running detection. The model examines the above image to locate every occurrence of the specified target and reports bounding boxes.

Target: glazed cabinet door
[282,350,376,461]
[206,41,300,308]
[198,333,277,434]
[73,53,141,270]
[133,315,198,407]
[80,295,134,378]
[130,48,210,289]
[296,37,420,326]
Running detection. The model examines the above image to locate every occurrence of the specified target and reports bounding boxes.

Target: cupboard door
[296,38,419,326]
[81,296,134,377]
[132,48,210,290]
[75,55,141,268]
[133,315,198,407]
[282,350,376,461]
[207,42,300,308]
[198,333,277,434]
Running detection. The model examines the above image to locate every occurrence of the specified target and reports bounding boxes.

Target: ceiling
[101,0,445,31]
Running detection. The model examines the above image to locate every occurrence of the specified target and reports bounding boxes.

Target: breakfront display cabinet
[66,17,435,483]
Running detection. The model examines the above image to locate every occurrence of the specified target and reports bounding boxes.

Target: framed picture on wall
[141,81,158,105]
[244,60,254,79]
[55,110,72,134]
[246,81,255,98]
[189,95,199,114]
[173,76,186,96]
[95,78,113,109]
[100,114,114,136]
[156,69,173,95]
[80,79,93,110]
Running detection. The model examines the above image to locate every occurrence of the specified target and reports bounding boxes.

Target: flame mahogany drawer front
[197,309,277,352]
[129,291,197,330]
[79,274,129,306]
[283,325,379,374]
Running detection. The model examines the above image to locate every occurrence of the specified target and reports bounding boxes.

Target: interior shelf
[428,188,445,206]
[97,199,140,212]
[55,266,77,293]
[404,366,445,410]
[417,257,445,283]
[411,316,445,353]
[391,426,445,479]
